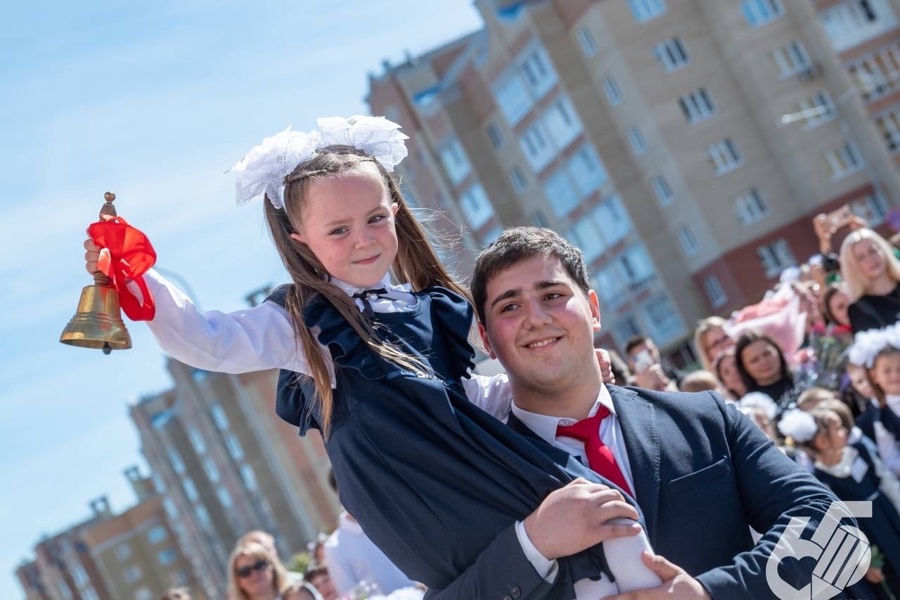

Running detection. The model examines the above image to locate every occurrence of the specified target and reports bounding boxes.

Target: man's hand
[523,478,641,560]
[605,552,710,600]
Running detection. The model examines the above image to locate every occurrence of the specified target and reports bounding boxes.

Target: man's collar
[510,384,615,446]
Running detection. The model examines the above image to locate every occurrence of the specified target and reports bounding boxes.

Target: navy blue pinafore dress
[271,286,629,597]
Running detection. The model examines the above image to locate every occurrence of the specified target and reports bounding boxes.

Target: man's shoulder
[609,384,727,411]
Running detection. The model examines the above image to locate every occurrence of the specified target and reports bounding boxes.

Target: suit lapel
[609,385,661,546]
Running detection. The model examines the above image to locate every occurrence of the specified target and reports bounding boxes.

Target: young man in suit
[426,227,851,600]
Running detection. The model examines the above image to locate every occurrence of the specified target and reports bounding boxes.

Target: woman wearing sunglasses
[227,542,320,600]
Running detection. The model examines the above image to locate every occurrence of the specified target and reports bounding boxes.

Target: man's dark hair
[624,335,650,356]
[471,227,591,324]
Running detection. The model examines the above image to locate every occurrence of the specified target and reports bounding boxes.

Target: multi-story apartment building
[16,472,199,600]
[366,0,900,358]
[130,357,340,599]
[813,0,900,162]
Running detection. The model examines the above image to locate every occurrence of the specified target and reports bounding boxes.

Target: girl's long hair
[225,542,290,600]
[839,228,900,302]
[264,147,469,436]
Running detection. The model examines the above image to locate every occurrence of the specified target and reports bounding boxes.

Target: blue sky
[0,2,482,597]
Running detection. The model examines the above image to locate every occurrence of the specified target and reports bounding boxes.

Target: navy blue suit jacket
[426,386,843,600]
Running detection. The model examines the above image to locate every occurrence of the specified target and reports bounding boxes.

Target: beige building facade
[366,0,900,357]
[16,476,199,600]
[129,358,340,599]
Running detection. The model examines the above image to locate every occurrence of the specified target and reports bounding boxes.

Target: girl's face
[852,239,886,281]
[717,353,747,398]
[234,555,273,597]
[813,412,848,453]
[871,351,900,396]
[702,327,734,364]
[291,163,400,288]
[826,289,850,326]
[740,340,783,386]
[847,364,874,398]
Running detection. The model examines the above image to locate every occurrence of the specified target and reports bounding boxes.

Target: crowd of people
[85,115,900,599]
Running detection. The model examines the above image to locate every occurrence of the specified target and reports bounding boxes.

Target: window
[543,95,583,149]
[758,239,797,277]
[124,565,142,584]
[163,497,178,519]
[167,449,185,475]
[704,275,728,308]
[543,169,581,218]
[493,73,533,126]
[210,404,228,430]
[593,196,632,248]
[610,315,643,349]
[735,189,770,224]
[486,121,504,148]
[82,588,99,600]
[642,293,685,345]
[481,225,504,246]
[847,44,900,101]
[72,565,89,587]
[531,210,550,228]
[627,126,648,155]
[651,175,674,206]
[742,0,784,27]
[438,139,471,185]
[519,120,555,171]
[115,543,132,562]
[509,167,528,193]
[677,225,699,256]
[602,75,622,106]
[851,191,889,226]
[820,0,891,52]
[57,581,73,600]
[707,138,743,174]
[568,144,609,196]
[595,264,629,311]
[577,26,598,57]
[147,525,168,545]
[157,548,178,566]
[629,0,666,22]
[225,433,244,460]
[655,37,691,72]
[203,457,220,483]
[195,506,212,530]
[182,478,199,502]
[188,428,206,455]
[796,91,836,129]
[240,464,258,491]
[679,88,716,123]
[568,220,606,264]
[825,142,863,179]
[876,107,900,152]
[152,472,166,494]
[217,487,234,510]
[772,41,812,77]
[619,244,656,288]
[459,184,495,230]
[134,587,153,600]
[519,44,557,99]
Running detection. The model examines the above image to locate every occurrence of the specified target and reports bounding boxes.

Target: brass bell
[59,192,132,355]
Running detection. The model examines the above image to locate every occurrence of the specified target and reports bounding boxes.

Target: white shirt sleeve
[873,421,900,476]
[514,521,558,582]
[137,269,314,375]
[462,373,513,421]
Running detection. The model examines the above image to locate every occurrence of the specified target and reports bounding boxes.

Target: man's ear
[477,322,497,359]
[588,290,602,332]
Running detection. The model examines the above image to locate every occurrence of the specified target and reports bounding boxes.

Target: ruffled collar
[330,274,412,297]
[815,445,858,478]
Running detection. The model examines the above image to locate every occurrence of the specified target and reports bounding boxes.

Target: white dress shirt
[511,384,660,598]
[875,395,900,476]
[136,269,513,417]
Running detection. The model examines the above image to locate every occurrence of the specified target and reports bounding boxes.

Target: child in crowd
[83,116,654,597]
[780,406,900,597]
[850,325,900,475]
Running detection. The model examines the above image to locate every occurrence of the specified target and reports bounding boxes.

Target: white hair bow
[229,116,408,210]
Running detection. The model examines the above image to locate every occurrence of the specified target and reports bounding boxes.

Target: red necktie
[556,406,633,497]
